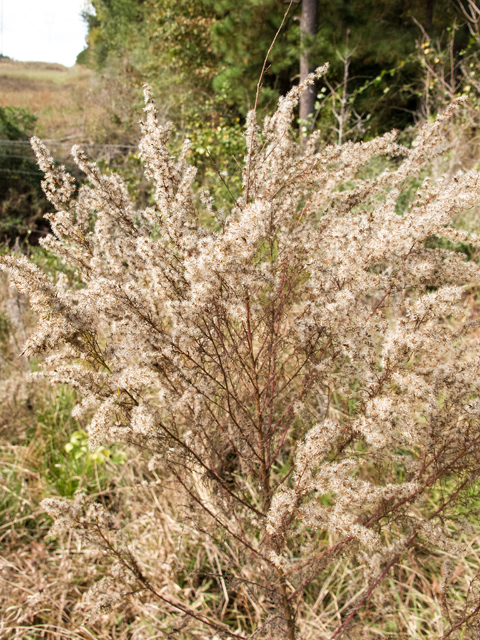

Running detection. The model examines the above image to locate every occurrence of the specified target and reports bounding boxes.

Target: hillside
[0,58,141,147]
[0,59,94,141]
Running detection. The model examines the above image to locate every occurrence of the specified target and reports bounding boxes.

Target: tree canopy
[80,0,472,136]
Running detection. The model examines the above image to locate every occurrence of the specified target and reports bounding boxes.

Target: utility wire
[0,154,39,160]
[0,168,44,175]
[0,140,137,149]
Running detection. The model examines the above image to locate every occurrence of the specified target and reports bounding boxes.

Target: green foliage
[0,382,124,534]
[205,0,300,113]
[0,106,50,244]
[28,245,81,285]
[65,429,127,466]
[82,0,473,138]
[0,106,36,139]
[183,105,245,205]
[143,0,218,89]
[82,0,148,71]
[34,385,126,498]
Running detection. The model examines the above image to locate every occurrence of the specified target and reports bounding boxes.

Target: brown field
[0,58,142,152]
[0,59,95,140]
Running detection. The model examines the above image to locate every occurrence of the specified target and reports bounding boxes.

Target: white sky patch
[1,0,90,67]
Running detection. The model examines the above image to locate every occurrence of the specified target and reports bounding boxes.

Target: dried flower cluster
[4,69,480,638]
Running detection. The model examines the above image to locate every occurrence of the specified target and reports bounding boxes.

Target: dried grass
[0,59,141,146]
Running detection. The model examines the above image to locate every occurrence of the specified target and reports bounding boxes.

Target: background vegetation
[5,0,480,245]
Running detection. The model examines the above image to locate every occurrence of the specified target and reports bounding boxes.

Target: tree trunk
[299,0,318,132]
[425,0,435,31]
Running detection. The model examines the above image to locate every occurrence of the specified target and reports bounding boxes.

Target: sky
[1,0,90,67]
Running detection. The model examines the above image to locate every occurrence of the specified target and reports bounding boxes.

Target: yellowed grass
[0,59,97,140]
[0,59,141,149]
